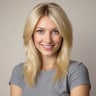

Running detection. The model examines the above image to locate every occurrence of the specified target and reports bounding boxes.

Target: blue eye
[52,30,59,34]
[36,29,42,32]
[36,29,44,34]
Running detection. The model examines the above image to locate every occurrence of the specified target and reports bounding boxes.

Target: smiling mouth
[41,44,54,50]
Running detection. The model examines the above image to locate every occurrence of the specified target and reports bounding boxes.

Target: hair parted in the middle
[23,2,73,86]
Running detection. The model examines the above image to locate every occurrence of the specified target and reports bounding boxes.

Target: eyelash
[35,29,59,35]
[52,30,59,34]
[36,29,43,33]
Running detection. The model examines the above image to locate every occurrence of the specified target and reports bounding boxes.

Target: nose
[44,32,52,43]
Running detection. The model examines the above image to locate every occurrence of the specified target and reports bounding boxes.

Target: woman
[9,2,91,96]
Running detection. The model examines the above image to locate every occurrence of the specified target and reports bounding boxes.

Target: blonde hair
[23,2,73,86]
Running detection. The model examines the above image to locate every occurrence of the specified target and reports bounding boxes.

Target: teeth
[43,45,53,48]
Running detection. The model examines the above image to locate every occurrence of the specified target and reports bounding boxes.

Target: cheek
[33,34,41,44]
[54,36,62,43]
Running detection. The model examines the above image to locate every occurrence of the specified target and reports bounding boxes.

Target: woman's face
[33,16,62,57]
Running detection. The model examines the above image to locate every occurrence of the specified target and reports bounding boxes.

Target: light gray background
[0,0,96,96]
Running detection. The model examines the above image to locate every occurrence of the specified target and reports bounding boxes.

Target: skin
[70,85,90,96]
[10,16,90,96]
[10,85,22,96]
[33,16,62,70]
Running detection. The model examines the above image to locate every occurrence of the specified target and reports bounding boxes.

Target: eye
[52,30,59,35]
[36,29,44,34]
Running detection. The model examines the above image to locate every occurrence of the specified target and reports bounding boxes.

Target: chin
[42,52,56,57]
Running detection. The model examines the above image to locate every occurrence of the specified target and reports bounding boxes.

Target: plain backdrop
[0,0,96,96]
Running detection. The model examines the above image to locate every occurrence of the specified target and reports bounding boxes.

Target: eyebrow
[36,27,58,30]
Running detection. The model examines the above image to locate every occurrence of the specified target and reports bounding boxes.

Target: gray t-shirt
[9,61,91,96]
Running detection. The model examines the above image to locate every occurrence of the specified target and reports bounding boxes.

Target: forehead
[36,16,57,28]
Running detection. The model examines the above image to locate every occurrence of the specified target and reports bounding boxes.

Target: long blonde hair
[23,2,73,86]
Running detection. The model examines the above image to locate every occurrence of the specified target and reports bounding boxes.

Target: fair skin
[33,16,62,70]
[10,85,22,96]
[10,16,90,96]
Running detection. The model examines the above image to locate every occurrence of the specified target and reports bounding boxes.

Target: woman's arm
[70,84,90,96]
[10,84,22,96]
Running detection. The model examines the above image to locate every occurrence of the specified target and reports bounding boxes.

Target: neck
[41,55,57,70]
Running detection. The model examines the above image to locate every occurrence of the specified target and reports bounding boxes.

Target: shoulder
[11,63,24,74]
[13,63,24,70]
[68,60,89,78]
[67,60,91,90]
[9,63,24,88]
[68,60,88,73]
[10,62,24,81]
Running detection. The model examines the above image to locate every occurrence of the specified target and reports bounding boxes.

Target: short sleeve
[68,61,91,90]
[9,63,24,88]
